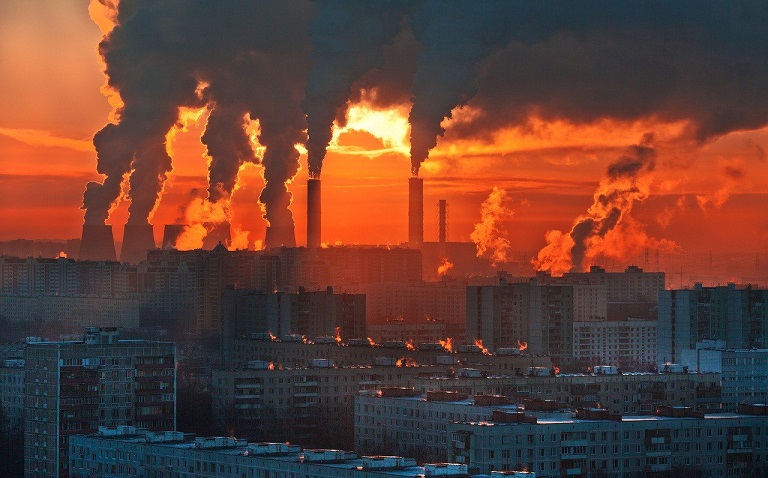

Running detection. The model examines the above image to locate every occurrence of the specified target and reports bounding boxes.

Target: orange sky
[1,1,767,272]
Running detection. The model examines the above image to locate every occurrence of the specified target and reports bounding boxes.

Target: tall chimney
[307,178,321,249]
[120,224,156,263]
[79,224,117,261]
[408,177,424,245]
[438,199,447,243]
[162,224,186,249]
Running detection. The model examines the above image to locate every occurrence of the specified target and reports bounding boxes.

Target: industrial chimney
[120,224,155,263]
[162,224,186,249]
[79,224,117,261]
[438,199,447,243]
[408,177,424,245]
[307,178,321,249]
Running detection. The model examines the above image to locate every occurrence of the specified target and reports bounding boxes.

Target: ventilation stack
[162,224,186,249]
[438,199,447,243]
[120,224,155,263]
[78,224,117,261]
[203,222,232,250]
[408,177,424,246]
[307,178,321,249]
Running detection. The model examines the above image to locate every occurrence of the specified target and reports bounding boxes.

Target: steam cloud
[534,134,678,275]
[471,186,513,266]
[83,1,768,239]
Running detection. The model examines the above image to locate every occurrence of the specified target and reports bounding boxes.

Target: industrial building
[23,328,176,478]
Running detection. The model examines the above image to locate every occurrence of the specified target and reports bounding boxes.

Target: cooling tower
[408,177,424,245]
[79,224,117,261]
[162,224,186,248]
[307,178,321,249]
[264,224,296,250]
[438,199,447,243]
[203,222,232,250]
[120,224,156,263]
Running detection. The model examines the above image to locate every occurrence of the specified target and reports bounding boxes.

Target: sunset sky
[1,1,767,277]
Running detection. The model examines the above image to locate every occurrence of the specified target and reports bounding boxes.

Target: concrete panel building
[23,328,176,478]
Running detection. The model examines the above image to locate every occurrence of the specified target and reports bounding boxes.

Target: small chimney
[79,224,117,261]
[307,178,321,249]
[408,177,423,245]
[120,224,155,263]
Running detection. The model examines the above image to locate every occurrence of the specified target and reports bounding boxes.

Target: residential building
[572,319,657,367]
[449,405,768,477]
[211,361,454,446]
[69,426,483,478]
[407,370,722,414]
[658,284,768,363]
[355,389,571,462]
[680,344,768,412]
[0,358,25,429]
[24,327,176,478]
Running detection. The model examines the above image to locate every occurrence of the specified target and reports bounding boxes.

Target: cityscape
[1,1,768,478]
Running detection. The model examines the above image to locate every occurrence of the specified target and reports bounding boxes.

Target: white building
[680,344,768,412]
[355,389,571,462]
[449,405,768,477]
[572,319,657,367]
[68,426,501,478]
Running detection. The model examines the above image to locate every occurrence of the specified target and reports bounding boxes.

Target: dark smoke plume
[303,0,417,178]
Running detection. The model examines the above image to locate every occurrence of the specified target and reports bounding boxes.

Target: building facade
[572,319,657,367]
[658,284,768,363]
[23,328,176,478]
[449,406,768,477]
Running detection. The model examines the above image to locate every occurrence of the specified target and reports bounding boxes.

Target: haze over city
[1,0,766,283]
[2,2,768,478]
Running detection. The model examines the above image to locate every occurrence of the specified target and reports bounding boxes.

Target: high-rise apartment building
[23,328,176,478]
[658,284,768,362]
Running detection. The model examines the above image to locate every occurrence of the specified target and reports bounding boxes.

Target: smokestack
[264,225,297,250]
[408,177,424,246]
[438,199,447,243]
[120,224,155,263]
[203,222,232,250]
[307,179,321,249]
[162,224,186,249]
[79,225,117,261]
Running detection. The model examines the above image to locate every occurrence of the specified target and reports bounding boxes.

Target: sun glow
[329,103,410,158]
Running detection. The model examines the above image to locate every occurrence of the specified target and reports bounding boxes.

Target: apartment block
[23,328,176,478]
[658,284,768,363]
[572,319,657,367]
[449,406,768,477]
[69,426,482,478]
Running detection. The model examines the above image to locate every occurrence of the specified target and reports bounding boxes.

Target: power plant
[120,224,155,263]
[78,224,117,261]
[307,179,321,249]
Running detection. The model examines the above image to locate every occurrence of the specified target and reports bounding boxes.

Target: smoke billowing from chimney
[534,134,678,275]
[470,186,512,265]
[303,1,415,179]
